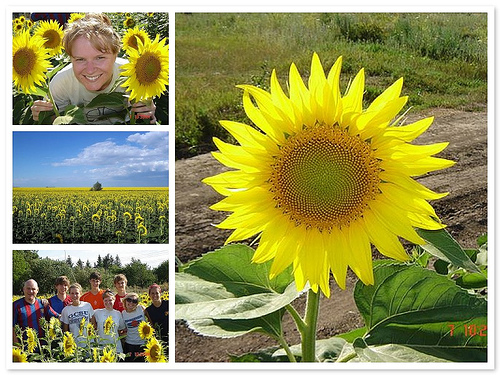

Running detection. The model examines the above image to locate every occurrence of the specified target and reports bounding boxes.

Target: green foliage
[13,251,168,294]
[90,181,102,192]
[175,12,487,158]
[175,231,488,362]
[122,258,156,288]
[176,244,300,340]
[154,260,169,284]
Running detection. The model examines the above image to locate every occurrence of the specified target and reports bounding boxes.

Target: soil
[174,108,488,362]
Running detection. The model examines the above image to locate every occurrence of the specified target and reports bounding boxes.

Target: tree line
[13,251,168,295]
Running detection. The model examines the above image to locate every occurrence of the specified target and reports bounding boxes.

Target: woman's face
[125,298,138,313]
[70,36,117,92]
[69,287,81,305]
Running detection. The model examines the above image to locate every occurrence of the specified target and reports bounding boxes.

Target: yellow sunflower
[12,347,28,362]
[67,13,85,24]
[33,20,64,56]
[100,347,116,362]
[122,26,151,54]
[137,223,148,236]
[26,328,37,353]
[103,315,114,335]
[144,337,166,362]
[138,321,154,340]
[13,21,25,33]
[12,29,51,94]
[48,316,61,339]
[87,322,95,337]
[123,17,136,29]
[92,347,100,362]
[62,332,76,357]
[202,53,455,297]
[120,34,169,102]
[79,317,86,336]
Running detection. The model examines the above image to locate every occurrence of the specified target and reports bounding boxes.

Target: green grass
[175,12,488,158]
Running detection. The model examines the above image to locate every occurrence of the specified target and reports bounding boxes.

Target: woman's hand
[131,100,157,124]
[31,100,54,121]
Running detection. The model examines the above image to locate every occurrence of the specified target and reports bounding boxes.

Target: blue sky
[13,131,169,187]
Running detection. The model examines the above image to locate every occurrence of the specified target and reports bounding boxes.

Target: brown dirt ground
[174,108,488,362]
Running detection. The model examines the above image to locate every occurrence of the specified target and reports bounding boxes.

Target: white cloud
[51,132,168,182]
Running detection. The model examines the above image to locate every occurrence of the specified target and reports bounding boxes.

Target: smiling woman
[30,13,157,124]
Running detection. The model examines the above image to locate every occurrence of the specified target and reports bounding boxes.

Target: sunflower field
[13,316,167,362]
[13,187,169,244]
[12,12,169,125]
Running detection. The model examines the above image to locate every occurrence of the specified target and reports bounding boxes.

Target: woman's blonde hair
[63,13,121,56]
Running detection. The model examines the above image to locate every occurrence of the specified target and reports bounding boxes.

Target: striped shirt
[13,297,58,337]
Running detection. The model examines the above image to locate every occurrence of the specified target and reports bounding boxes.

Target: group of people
[13,272,169,361]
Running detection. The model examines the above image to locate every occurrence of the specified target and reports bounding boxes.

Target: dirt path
[174,108,488,362]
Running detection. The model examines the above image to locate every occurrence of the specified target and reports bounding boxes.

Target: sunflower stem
[276,334,297,363]
[45,85,60,118]
[285,304,306,333]
[301,289,320,362]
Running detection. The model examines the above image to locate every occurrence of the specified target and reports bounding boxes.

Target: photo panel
[12,248,169,363]
[12,11,169,125]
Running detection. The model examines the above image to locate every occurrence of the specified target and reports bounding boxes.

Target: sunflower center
[135,52,161,85]
[150,345,160,359]
[270,125,380,230]
[13,48,36,77]
[129,35,145,50]
[42,30,61,49]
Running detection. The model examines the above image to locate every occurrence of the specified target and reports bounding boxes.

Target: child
[112,274,128,312]
[48,275,72,314]
[91,290,125,353]
[81,271,105,309]
[121,292,146,361]
[60,283,94,348]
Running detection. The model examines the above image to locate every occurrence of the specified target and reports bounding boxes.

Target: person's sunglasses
[126,298,139,304]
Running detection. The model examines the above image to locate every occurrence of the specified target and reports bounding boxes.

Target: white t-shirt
[121,308,146,346]
[61,302,94,347]
[93,308,126,353]
[49,57,128,124]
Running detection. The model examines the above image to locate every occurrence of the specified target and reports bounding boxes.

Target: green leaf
[85,92,127,108]
[183,243,295,295]
[175,244,301,339]
[185,310,285,339]
[337,340,450,362]
[354,263,487,362]
[455,270,488,289]
[273,337,347,362]
[176,274,300,320]
[416,228,481,273]
[336,326,367,343]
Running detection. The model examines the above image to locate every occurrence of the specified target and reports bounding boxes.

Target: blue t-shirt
[48,294,71,314]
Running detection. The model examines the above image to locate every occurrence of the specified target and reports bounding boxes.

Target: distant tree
[114,255,122,267]
[103,254,114,269]
[85,260,92,268]
[90,181,103,191]
[30,258,73,294]
[154,260,169,284]
[76,259,84,269]
[13,251,34,294]
[94,254,103,268]
[66,255,73,267]
[123,258,155,288]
